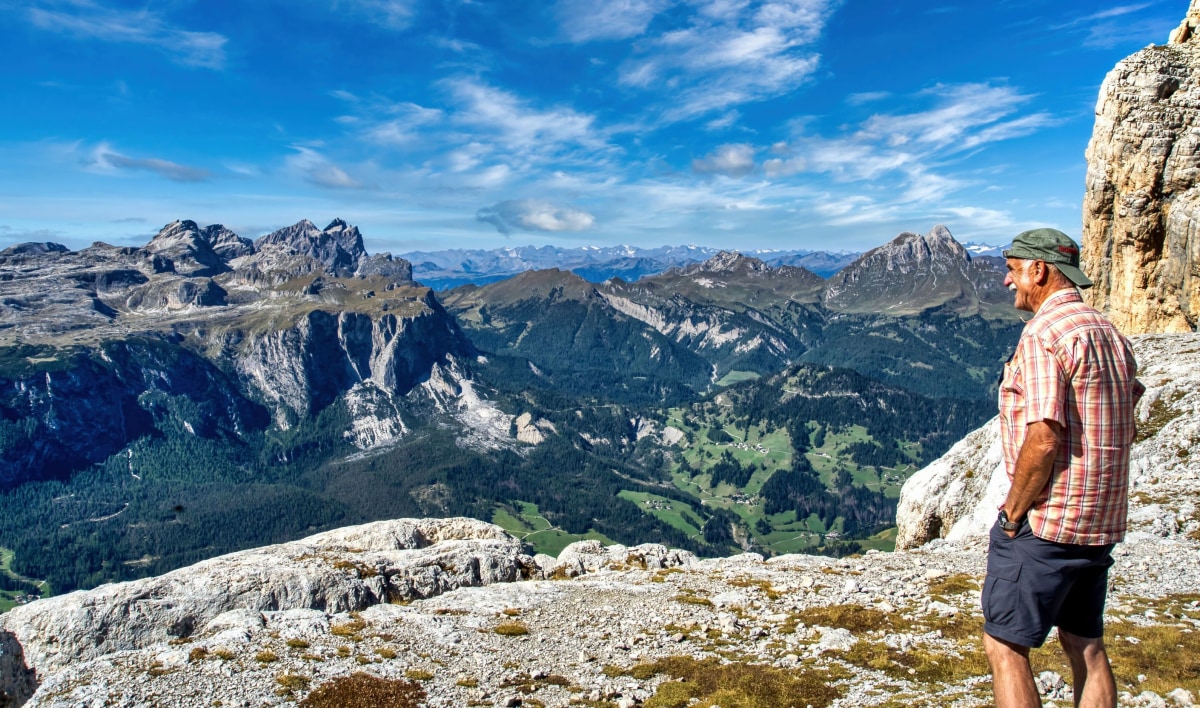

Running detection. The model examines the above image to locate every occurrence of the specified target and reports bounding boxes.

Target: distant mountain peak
[687,250,768,275]
[823,225,1010,316]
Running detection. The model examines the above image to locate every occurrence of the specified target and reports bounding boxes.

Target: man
[983,228,1143,708]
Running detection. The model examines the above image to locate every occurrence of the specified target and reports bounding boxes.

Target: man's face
[1003,258,1038,312]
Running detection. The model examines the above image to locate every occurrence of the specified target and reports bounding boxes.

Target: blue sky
[0,0,1184,254]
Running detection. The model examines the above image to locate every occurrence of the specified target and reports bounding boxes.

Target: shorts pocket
[983,533,1022,627]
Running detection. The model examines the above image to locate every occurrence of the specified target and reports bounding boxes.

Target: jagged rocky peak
[1082,0,1200,333]
[142,220,225,277]
[200,224,255,260]
[875,224,969,271]
[252,218,371,277]
[821,225,1004,316]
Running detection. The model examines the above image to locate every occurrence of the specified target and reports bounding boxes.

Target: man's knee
[984,631,1031,664]
[1058,629,1107,661]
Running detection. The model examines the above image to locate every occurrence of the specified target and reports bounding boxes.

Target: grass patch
[673,591,714,608]
[928,573,979,598]
[617,490,704,536]
[840,639,989,684]
[299,672,426,708]
[792,604,912,634]
[715,370,761,387]
[404,669,434,681]
[620,656,849,707]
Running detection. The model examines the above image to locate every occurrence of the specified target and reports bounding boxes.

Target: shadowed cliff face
[1083,3,1200,334]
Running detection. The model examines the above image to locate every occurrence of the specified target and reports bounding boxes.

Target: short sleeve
[1018,333,1068,427]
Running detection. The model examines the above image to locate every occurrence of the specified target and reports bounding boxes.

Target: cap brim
[1053,263,1093,289]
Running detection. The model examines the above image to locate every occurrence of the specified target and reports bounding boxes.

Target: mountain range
[0,218,1020,600]
[399,240,1008,290]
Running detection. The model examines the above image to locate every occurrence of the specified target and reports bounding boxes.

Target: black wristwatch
[997,510,1020,532]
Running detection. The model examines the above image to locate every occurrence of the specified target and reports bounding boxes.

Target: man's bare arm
[1002,420,1062,534]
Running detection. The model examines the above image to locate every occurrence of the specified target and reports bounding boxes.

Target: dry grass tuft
[330,615,367,637]
[298,672,426,708]
[494,621,530,636]
[255,650,278,664]
[404,669,434,681]
[792,604,912,634]
[673,591,714,607]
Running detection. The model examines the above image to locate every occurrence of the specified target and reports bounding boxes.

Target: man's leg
[1058,630,1117,708]
[983,632,1040,708]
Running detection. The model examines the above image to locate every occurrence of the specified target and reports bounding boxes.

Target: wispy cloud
[1048,3,1174,50]
[476,199,596,235]
[445,78,600,151]
[88,144,212,182]
[846,91,890,106]
[857,83,1054,152]
[26,0,228,69]
[555,0,669,42]
[334,0,418,30]
[618,0,839,121]
[285,147,364,189]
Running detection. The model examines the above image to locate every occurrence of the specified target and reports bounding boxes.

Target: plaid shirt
[999,288,1144,545]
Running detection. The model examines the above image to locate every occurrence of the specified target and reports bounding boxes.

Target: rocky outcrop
[0,518,699,707]
[896,332,1200,549]
[1082,7,1200,333]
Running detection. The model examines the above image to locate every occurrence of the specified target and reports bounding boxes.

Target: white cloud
[285,147,364,189]
[555,0,670,42]
[87,143,211,182]
[692,143,756,177]
[618,0,837,121]
[26,0,227,69]
[476,199,596,235]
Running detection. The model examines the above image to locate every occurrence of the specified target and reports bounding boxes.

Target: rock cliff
[1082,4,1200,333]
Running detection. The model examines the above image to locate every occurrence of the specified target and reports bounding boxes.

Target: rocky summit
[2,328,1198,707]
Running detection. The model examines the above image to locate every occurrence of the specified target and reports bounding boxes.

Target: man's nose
[1003,272,1013,287]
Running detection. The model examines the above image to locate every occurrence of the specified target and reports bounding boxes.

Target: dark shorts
[981,518,1114,648]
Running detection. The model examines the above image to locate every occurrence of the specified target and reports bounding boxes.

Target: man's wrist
[997,510,1020,531]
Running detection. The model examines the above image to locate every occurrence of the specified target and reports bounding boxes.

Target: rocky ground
[7,514,1198,708]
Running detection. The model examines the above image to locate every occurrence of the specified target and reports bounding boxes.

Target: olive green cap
[1003,228,1092,289]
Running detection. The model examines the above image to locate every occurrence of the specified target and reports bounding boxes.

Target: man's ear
[1032,260,1050,285]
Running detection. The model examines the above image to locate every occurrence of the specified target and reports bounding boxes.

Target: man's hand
[1001,420,1062,536]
